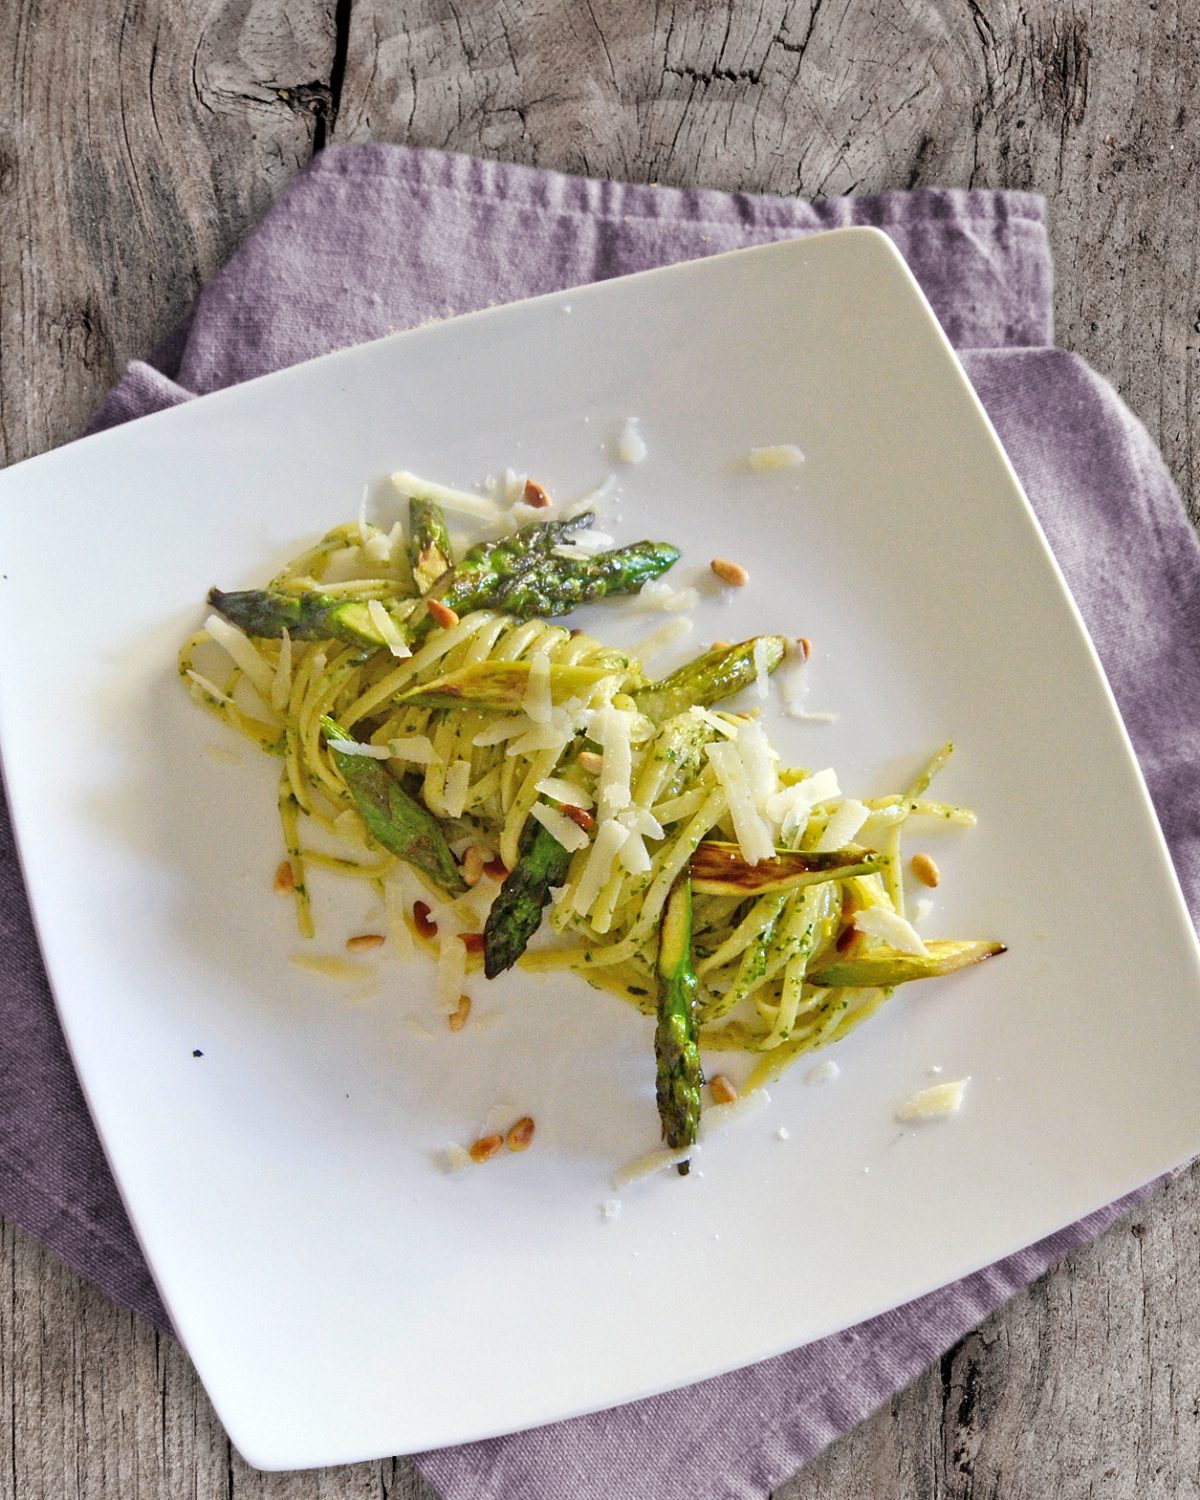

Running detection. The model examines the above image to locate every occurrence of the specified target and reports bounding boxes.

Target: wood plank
[3,2,1200,1497]
[0,0,336,468]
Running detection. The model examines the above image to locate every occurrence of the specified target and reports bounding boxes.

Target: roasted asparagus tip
[655,874,703,1163]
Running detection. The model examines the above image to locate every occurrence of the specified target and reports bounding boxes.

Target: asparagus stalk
[690,841,882,894]
[433,540,681,621]
[808,938,1005,988]
[483,822,573,978]
[320,716,466,896]
[655,874,703,1173]
[207,588,396,649]
[632,636,788,723]
[407,498,453,595]
[209,518,678,644]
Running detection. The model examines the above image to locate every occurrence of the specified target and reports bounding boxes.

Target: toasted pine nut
[412,900,437,938]
[562,804,595,831]
[506,1116,535,1152]
[483,856,509,881]
[448,994,471,1032]
[274,860,295,894]
[577,750,604,776]
[710,558,749,587]
[796,636,812,660]
[710,1074,739,1105]
[469,1133,504,1163]
[523,479,552,509]
[911,852,940,888]
[426,599,459,630]
[462,845,485,887]
[710,639,733,651]
[459,931,485,954]
[346,933,385,952]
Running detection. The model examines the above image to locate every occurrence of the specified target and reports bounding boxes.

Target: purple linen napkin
[4,146,1196,1496]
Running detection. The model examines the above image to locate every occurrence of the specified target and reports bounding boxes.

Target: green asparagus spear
[689,841,882,894]
[432,540,680,622]
[408,498,454,594]
[483,822,573,978]
[209,513,679,645]
[207,588,397,649]
[808,938,1005,988]
[655,874,703,1173]
[396,660,627,711]
[427,513,596,609]
[320,715,467,896]
[632,636,788,722]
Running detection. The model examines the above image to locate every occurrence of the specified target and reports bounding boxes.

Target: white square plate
[2,229,1199,1470]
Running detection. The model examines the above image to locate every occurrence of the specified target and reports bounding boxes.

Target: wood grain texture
[2,2,1199,1496]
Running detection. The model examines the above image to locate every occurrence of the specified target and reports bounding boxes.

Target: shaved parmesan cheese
[853,906,929,956]
[735,720,778,807]
[765,768,841,846]
[388,735,441,765]
[473,715,534,747]
[361,529,393,563]
[392,470,500,521]
[591,708,634,820]
[328,738,391,759]
[204,613,277,700]
[639,580,699,613]
[435,931,468,1013]
[442,1144,472,1173]
[572,819,630,915]
[367,598,412,658]
[896,1077,970,1121]
[749,444,805,470]
[706,740,775,865]
[270,629,293,711]
[522,650,553,725]
[615,417,647,464]
[621,806,664,840]
[502,468,528,504]
[535,776,594,809]
[814,798,869,852]
[442,759,471,818]
[779,647,836,722]
[612,1142,696,1188]
[600,1199,622,1221]
[530,802,591,853]
[506,710,579,757]
[698,1086,770,1137]
[617,829,651,874]
[631,616,693,665]
[913,897,935,925]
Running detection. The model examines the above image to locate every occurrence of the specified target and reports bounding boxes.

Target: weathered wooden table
[3,3,1198,1495]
